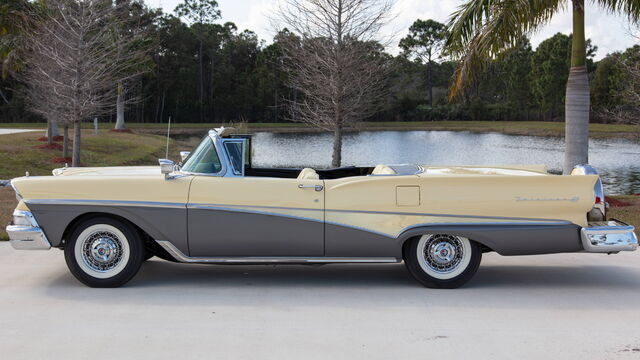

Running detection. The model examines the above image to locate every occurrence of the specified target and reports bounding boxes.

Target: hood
[52,166,161,177]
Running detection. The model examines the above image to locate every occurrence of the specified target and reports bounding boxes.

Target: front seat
[297,168,320,180]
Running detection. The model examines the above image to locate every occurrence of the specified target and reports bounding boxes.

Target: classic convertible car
[6,127,638,288]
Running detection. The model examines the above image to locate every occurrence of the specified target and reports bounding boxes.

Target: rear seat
[297,168,320,180]
[371,164,396,175]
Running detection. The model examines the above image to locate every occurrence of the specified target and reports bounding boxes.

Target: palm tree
[446,0,640,174]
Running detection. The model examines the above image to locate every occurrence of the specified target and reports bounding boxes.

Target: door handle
[298,184,323,191]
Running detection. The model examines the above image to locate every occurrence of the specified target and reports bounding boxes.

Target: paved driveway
[0,129,42,135]
[0,242,639,360]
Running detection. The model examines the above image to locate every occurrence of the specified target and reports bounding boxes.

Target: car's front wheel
[64,217,144,288]
[404,234,482,289]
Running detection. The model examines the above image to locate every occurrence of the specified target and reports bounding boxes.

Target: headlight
[12,211,34,227]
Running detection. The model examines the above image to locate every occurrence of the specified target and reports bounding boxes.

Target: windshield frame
[223,140,246,176]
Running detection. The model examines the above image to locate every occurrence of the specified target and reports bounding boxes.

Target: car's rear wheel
[404,234,482,289]
[64,217,144,288]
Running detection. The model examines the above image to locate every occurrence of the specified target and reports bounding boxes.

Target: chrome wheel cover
[416,234,472,280]
[74,224,130,279]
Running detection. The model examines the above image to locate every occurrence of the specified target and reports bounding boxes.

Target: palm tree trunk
[563,0,589,174]
[72,121,81,167]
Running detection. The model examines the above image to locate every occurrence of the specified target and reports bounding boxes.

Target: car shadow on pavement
[45,258,640,292]
[473,264,640,289]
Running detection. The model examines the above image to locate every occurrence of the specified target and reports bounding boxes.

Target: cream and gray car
[6,128,638,288]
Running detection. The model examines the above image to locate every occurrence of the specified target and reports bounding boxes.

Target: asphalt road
[1,242,639,360]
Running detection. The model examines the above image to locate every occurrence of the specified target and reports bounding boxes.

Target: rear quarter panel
[323,174,597,256]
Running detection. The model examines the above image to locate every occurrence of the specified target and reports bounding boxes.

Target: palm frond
[595,0,640,23]
[445,0,565,99]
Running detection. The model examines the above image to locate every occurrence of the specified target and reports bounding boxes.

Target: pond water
[250,130,640,195]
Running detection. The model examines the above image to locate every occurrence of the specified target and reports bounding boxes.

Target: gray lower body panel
[26,202,583,258]
[397,224,584,256]
[188,208,324,257]
[27,204,189,255]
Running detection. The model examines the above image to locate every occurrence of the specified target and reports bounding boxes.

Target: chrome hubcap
[81,231,124,272]
[90,238,118,263]
[430,242,456,264]
[423,234,464,273]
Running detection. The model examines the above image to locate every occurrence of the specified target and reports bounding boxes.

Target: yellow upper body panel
[10,164,597,230]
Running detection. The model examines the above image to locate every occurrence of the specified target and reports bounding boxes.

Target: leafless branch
[273,0,394,166]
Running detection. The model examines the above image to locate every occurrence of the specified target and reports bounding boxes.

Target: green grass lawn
[0,129,187,241]
[0,129,183,179]
[2,121,638,139]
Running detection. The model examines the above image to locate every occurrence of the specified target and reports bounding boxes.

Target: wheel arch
[60,212,178,262]
[27,203,189,255]
[397,223,583,256]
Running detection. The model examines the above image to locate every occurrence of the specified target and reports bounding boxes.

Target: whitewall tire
[64,217,144,288]
[404,234,482,289]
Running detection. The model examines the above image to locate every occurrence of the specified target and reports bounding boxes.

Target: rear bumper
[581,220,638,253]
[6,211,51,250]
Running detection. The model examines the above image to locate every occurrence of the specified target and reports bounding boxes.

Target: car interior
[244,164,406,179]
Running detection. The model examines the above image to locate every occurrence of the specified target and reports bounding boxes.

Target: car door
[188,176,325,256]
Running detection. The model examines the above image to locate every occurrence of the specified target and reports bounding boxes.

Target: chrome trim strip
[156,240,399,264]
[23,198,569,224]
[10,180,22,201]
[572,164,605,215]
[24,199,187,208]
[327,208,568,223]
[188,203,570,238]
[190,202,567,223]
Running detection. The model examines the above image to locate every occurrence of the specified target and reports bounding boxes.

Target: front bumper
[581,220,638,253]
[6,210,51,250]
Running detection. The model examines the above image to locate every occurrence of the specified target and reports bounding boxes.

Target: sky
[147,0,639,60]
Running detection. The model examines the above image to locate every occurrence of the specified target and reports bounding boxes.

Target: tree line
[1,0,637,128]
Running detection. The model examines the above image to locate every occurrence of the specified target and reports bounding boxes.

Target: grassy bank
[0,130,178,179]
[0,129,184,241]
[1,121,638,139]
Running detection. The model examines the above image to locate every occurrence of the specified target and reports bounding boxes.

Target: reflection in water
[251,131,640,195]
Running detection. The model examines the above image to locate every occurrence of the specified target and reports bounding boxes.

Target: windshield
[181,136,222,174]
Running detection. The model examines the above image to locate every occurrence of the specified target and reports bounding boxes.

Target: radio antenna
[165,116,171,159]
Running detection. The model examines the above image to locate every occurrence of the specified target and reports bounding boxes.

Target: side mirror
[180,151,190,161]
[159,159,174,178]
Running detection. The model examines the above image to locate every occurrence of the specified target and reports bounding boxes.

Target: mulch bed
[51,157,72,163]
[37,136,64,142]
[34,143,63,150]
[606,196,631,207]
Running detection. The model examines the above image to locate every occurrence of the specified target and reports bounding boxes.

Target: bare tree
[599,30,640,126]
[21,0,151,166]
[275,0,394,167]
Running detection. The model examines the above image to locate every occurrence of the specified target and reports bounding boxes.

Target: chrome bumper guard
[581,220,638,253]
[6,210,51,250]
